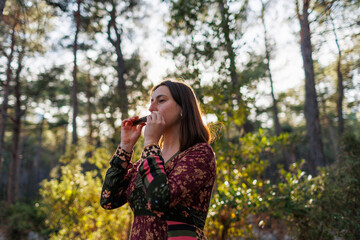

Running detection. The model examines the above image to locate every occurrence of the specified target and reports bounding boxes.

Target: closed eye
[150,94,167,104]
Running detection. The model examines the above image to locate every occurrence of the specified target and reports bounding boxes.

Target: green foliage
[207,129,293,239]
[290,133,360,239]
[39,146,132,240]
[0,201,48,239]
[0,0,358,239]
[207,130,360,239]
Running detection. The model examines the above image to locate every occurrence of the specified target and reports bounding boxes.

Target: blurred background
[0,0,359,239]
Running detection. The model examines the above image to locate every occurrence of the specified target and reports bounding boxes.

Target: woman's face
[149,85,182,128]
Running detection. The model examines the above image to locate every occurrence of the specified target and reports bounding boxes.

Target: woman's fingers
[122,116,140,126]
[143,112,165,146]
[148,111,165,124]
[146,114,151,123]
[120,116,145,150]
[136,123,146,133]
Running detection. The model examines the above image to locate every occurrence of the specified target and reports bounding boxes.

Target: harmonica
[133,116,147,125]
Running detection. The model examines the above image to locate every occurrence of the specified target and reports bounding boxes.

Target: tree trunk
[115,41,128,120]
[331,17,344,138]
[220,216,230,240]
[218,0,240,97]
[72,0,81,145]
[84,71,94,170]
[296,0,325,175]
[0,0,6,20]
[62,124,68,155]
[107,3,129,120]
[0,20,16,176]
[260,0,281,136]
[322,0,344,139]
[321,98,337,162]
[29,117,44,199]
[19,131,27,201]
[7,50,24,204]
[260,0,294,170]
[218,0,251,134]
[336,57,344,137]
[86,71,93,146]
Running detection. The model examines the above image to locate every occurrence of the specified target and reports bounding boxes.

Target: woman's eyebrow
[151,94,167,101]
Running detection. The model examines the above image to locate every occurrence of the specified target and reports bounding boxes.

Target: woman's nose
[148,102,156,112]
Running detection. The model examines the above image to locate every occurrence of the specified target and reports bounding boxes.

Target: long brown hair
[153,80,211,151]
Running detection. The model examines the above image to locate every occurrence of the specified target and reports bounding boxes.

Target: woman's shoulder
[181,143,216,172]
[182,142,215,159]
[190,142,213,151]
[166,142,216,174]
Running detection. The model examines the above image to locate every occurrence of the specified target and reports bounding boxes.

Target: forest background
[0,0,359,239]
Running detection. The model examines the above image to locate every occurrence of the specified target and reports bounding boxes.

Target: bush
[39,146,133,240]
[0,201,48,240]
[280,133,360,240]
[206,130,360,240]
[305,133,360,239]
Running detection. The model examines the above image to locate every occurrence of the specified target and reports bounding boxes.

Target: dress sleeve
[100,145,135,210]
[138,143,215,215]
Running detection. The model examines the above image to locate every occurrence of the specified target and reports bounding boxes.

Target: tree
[86,0,151,143]
[7,46,24,204]
[317,0,360,141]
[260,0,281,137]
[1,2,26,204]
[30,116,45,198]
[164,0,265,133]
[0,4,18,178]
[296,0,325,174]
[165,1,269,237]
[23,64,72,200]
[1,0,53,203]
[45,0,92,146]
[217,0,242,110]
[0,0,6,20]
[85,64,94,147]
[71,0,81,145]
[105,0,134,120]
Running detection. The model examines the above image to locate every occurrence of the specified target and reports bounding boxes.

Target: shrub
[0,201,48,239]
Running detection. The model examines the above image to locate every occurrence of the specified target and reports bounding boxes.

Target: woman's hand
[120,116,146,152]
[144,111,165,146]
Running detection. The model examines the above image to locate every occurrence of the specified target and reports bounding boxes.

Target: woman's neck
[162,124,181,158]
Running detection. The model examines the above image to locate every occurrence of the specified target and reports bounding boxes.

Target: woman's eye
[159,99,165,103]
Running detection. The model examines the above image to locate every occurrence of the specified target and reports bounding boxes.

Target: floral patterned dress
[100,142,216,240]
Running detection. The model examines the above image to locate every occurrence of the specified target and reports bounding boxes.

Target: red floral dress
[100,142,216,240]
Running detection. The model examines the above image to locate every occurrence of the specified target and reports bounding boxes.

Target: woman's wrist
[120,143,134,153]
[144,138,159,147]
[144,143,159,149]
[144,141,159,148]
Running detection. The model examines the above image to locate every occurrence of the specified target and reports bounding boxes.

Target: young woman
[100,80,216,239]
